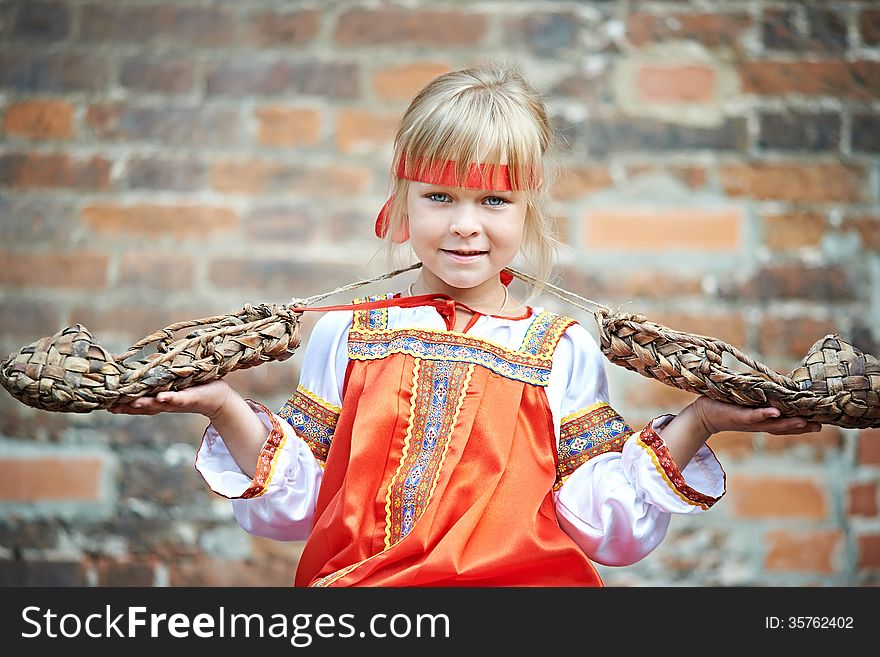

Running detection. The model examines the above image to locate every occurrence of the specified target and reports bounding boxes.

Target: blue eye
[427,193,450,203]
[484,196,508,207]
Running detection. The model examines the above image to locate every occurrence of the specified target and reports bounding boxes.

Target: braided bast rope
[1,264,878,428]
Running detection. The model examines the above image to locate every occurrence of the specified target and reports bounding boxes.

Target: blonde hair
[381,61,560,297]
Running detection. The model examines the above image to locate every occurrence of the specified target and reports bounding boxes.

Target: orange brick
[764,529,841,574]
[335,109,398,154]
[763,425,843,461]
[373,62,452,101]
[3,100,75,139]
[0,456,103,502]
[720,163,864,202]
[255,106,321,148]
[0,251,108,288]
[761,211,826,249]
[81,204,237,238]
[582,208,742,252]
[551,165,614,200]
[727,474,827,519]
[848,482,878,517]
[859,429,880,465]
[637,64,716,103]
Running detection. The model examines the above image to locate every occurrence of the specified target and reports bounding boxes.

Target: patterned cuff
[636,418,723,510]
[236,399,288,499]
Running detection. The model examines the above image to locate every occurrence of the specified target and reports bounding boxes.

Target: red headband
[376,156,523,286]
[375,156,524,239]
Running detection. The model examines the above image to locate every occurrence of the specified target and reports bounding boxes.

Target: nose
[448,204,481,237]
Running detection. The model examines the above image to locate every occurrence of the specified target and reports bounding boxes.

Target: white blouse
[195,298,725,567]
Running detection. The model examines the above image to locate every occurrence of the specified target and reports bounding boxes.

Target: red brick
[582,207,742,252]
[255,107,321,148]
[550,165,614,200]
[728,264,855,302]
[0,455,103,502]
[628,13,752,50]
[727,474,827,519]
[758,316,840,360]
[859,429,880,465]
[720,163,864,202]
[336,8,487,46]
[637,64,716,103]
[857,534,880,568]
[623,374,698,412]
[119,253,195,291]
[373,62,452,101]
[210,161,371,196]
[762,211,826,249]
[650,311,748,349]
[860,9,880,46]
[244,9,321,47]
[92,558,156,587]
[3,99,74,139]
[0,251,108,288]
[81,204,237,238]
[765,529,841,574]
[738,61,880,100]
[849,482,878,517]
[169,553,297,587]
[0,153,110,190]
[335,109,398,154]
[706,432,757,460]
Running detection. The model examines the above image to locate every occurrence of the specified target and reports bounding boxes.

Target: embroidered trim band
[555,401,632,489]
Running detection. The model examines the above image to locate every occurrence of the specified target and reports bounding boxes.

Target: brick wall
[0,0,877,586]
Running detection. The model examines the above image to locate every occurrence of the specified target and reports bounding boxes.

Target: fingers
[107,393,180,415]
[757,416,823,435]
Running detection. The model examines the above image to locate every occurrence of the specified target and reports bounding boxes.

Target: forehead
[409,181,520,194]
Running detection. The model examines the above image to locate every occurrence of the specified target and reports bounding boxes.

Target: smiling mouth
[443,249,487,256]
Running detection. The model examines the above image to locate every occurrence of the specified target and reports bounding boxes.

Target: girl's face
[405,181,527,291]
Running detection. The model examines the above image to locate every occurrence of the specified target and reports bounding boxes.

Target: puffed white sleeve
[549,322,726,566]
[194,309,352,541]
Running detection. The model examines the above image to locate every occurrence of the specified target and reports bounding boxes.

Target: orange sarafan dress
[196,294,726,587]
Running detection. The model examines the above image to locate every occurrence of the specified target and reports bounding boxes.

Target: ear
[392,214,410,243]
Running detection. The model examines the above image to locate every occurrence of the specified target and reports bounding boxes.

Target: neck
[410,269,512,316]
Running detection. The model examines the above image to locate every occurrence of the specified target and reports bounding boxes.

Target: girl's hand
[107,379,233,420]
[690,396,822,436]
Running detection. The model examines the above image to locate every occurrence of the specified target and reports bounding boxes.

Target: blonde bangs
[394,71,547,192]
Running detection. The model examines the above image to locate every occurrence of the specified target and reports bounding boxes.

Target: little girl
[110,63,821,587]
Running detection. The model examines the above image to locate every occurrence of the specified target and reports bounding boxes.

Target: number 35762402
[765,617,854,629]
